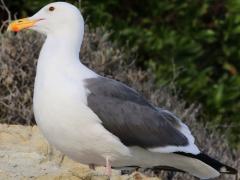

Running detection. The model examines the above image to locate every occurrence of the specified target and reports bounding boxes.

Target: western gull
[7,2,237,179]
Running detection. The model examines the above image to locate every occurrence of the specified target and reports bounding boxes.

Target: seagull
[8,2,237,179]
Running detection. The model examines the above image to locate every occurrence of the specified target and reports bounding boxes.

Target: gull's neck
[42,25,84,63]
[36,25,97,80]
[51,25,83,54]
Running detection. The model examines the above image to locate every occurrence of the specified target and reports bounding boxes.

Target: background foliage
[0,27,238,180]
[1,0,240,148]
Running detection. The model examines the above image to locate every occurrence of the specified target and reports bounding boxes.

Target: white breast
[33,57,130,165]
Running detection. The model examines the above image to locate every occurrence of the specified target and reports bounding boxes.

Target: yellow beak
[7,18,39,32]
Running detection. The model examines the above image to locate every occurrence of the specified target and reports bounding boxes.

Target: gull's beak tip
[7,18,37,32]
[7,25,15,32]
[7,21,20,32]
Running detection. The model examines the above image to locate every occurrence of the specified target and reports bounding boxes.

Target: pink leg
[105,156,112,176]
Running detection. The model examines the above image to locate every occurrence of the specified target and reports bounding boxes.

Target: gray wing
[85,77,189,148]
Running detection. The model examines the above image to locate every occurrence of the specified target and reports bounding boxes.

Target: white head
[8,2,84,36]
[8,2,85,55]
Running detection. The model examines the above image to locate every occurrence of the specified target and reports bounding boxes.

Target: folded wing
[85,77,199,154]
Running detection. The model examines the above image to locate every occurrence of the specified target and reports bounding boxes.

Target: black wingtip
[175,152,238,175]
[218,164,238,175]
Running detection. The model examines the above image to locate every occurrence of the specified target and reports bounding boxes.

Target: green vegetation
[2,0,240,148]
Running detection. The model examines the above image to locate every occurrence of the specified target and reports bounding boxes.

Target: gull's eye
[49,6,55,11]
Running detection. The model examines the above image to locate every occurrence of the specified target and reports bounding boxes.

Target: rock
[0,124,161,180]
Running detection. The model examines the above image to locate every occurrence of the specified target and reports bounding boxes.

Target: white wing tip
[148,144,200,154]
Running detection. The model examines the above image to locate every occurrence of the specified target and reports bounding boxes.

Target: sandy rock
[30,126,50,155]
[0,124,161,180]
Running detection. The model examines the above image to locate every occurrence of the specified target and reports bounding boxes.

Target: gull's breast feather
[33,65,131,164]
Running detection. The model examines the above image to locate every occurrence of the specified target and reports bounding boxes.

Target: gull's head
[7,2,84,35]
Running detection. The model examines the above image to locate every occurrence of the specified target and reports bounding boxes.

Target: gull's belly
[33,83,131,165]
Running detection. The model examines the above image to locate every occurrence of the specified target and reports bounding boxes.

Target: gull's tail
[153,152,237,179]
